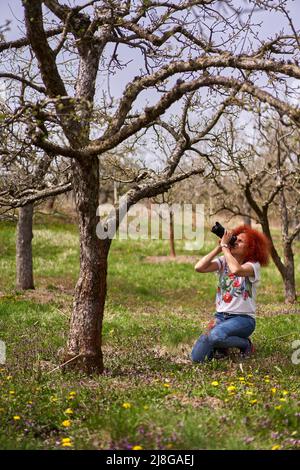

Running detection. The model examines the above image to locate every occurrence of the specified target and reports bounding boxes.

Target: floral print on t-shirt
[216,261,253,307]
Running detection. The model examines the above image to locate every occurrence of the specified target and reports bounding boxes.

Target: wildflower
[122,403,131,409]
[64,408,73,415]
[163,383,170,388]
[271,445,281,450]
[50,396,58,403]
[132,445,143,450]
[61,420,71,427]
[291,431,297,436]
[265,379,270,383]
[69,391,76,396]
[27,401,33,405]
[274,405,282,410]
[211,381,219,387]
[13,416,21,421]
[61,438,73,447]
[245,391,254,396]
[238,377,245,382]
[282,390,288,396]
[247,374,253,378]
[227,385,236,392]
[279,398,287,402]
[9,390,15,395]
[6,376,12,380]
[143,406,149,410]
[249,399,258,405]
[271,388,277,394]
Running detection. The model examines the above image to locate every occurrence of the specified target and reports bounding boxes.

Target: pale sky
[1,1,300,168]
[2,0,300,41]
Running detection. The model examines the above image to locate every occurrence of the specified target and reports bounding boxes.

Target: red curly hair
[232,225,271,266]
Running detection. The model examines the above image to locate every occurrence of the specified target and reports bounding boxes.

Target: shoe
[213,348,230,359]
[240,339,255,358]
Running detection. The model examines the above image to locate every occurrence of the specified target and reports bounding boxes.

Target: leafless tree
[1,0,300,372]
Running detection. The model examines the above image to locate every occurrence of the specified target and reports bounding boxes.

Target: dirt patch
[165,393,224,409]
[144,255,198,264]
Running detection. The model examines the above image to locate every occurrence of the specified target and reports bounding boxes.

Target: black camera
[211,222,237,246]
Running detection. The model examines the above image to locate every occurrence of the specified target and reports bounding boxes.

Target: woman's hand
[221,229,233,246]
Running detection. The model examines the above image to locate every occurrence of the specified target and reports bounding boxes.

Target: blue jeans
[191,312,256,363]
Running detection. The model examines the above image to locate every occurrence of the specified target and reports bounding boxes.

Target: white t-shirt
[213,257,261,318]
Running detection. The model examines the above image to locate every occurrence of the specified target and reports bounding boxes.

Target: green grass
[0,216,299,450]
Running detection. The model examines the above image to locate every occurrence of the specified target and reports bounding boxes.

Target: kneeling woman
[191,225,270,363]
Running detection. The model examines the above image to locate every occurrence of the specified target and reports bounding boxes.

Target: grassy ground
[0,213,299,450]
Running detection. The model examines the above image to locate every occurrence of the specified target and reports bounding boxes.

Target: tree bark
[64,157,110,374]
[169,210,176,258]
[283,242,296,303]
[16,203,34,290]
[46,196,55,211]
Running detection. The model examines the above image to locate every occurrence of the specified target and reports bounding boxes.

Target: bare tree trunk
[46,196,55,211]
[279,187,297,303]
[242,199,252,226]
[283,242,296,303]
[169,210,176,258]
[16,203,34,290]
[64,157,110,374]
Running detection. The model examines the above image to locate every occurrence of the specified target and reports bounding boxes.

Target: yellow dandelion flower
[264,375,270,379]
[163,383,170,388]
[238,377,245,382]
[50,396,58,402]
[62,438,71,443]
[249,399,258,405]
[6,375,12,380]
[62,442,73,447]
[271,388,277,394]
[247,374,253,378]
[69,391,76,396]
[61,420,71,427]
[245,391,254,396]
[9,390,15,395]
[282,390,288,396]
[132,445,143,450]
[274,405,282,410]
[27,401,33,405]
[13,415,21,421]
[64,408,73,415]
[271,445,281,451]
[211,381,219,387]
[61,437,73,447]
[279,398,287,402]
[122,402,131,409]
[227,385,236,392]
